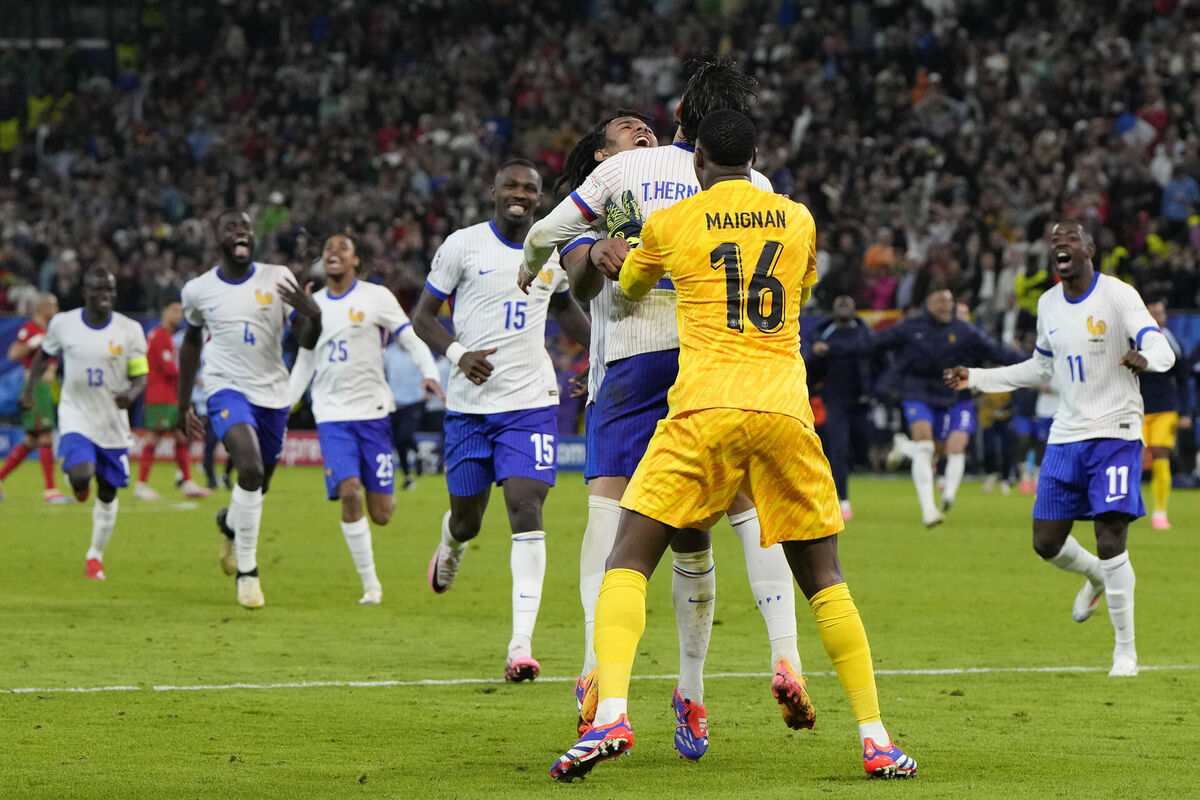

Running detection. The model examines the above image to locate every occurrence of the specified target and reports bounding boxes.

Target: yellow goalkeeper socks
[810,582,881,725]
[593,568,648,725]
[1151,458,1171,513]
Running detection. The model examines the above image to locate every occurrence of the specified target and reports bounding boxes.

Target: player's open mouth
[633,133,652,147]
[326,256,341,267]
[233,239,251,258]
[506,202,528,215]
[1055,249,1071,264]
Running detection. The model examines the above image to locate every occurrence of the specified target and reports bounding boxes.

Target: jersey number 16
[710,241,786,334]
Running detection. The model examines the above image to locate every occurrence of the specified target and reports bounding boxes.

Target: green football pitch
[2,466,1196,799]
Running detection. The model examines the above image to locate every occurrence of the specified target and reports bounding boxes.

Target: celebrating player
[0,293,69,503]
[946,220,1176,677]
[288,233,443,604]
[413,159,590,682]
[21,268,149,579]
[875,287,1021,526]
[551,110,916,782]
[133,301,211,500]
[523,57,812,758]
[177,209,321,609]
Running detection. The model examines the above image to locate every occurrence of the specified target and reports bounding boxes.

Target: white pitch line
[7,664,1199,695]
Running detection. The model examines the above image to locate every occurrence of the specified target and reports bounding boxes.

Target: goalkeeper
[517,56,819,762]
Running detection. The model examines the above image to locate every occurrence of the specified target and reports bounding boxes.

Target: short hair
[556,109,650,194]
[499,157,540,174]
[678,54,757,143]
[216,208,251,227]
[1054,218,1094,247]
[697,110,757,167]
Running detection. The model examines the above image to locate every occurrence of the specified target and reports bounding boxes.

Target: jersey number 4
[710,241,786,334]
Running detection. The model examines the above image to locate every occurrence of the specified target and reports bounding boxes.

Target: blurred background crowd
[1,0,1200,322]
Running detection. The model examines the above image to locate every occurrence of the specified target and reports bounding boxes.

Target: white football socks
[672,546,715,702]
[943,453,965,504]
[911,440,938,517]
[729,508,801,672]
[229,485,263,574]
[579,496,621,676]
[860,720,890,746]
[86,498,118,561]
[509,531,546,658]
[442,510,466,551]
[1047,535,1104,585]
[340,516,379,591]
[1101,552,1136,657]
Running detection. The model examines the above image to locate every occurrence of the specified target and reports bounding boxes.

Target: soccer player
[946,220,1176,677]
[805,295,874,520]
[177,209,322,609]
[522,58,812,757]
[875,287,1021,526]
[550,110,916,782]
[413,158,590,682]
[1138,299,1189,530]
[133,301,211,500]
[20,268,148,579]
[288,233,443,604]
[0,293,69,503]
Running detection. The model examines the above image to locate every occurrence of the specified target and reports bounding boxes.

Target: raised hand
[605,189,645,248]
[278,279,320,321]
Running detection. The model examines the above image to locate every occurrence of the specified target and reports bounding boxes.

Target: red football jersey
[145,326,180,405]
[14,320,47,369]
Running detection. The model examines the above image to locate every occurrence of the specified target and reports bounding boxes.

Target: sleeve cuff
[1035,345,1053,357]
[1135,326,1160,348]
[425,280,451,301]
[569,191,598,222]
[560,236,596,257]
[394,322,412,337]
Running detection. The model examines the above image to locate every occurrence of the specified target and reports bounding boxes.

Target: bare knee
[338,479,364,521]
[367,494,395,526]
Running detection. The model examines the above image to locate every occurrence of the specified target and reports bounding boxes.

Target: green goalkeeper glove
[604,189,645,248]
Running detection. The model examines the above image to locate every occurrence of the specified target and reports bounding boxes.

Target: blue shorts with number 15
[444,407,558,497]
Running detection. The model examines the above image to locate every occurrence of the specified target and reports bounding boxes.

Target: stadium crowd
[0,0,1199,318]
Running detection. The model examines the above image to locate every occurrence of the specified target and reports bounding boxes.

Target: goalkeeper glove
[605,189,645,247]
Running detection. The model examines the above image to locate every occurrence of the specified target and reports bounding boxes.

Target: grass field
[2,465,1197,799]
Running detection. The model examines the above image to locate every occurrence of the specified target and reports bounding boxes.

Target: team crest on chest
[255,289,274,306]
[349,308,365,324]
[1086,315,1106,342]
[108,341,123,355]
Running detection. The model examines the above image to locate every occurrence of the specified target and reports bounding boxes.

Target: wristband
[445,342,467,366]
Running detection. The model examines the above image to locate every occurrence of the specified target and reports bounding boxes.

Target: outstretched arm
[519,196,596,293]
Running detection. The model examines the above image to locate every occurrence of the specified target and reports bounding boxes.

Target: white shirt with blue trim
[41,309,148,448]
[969,273,1174,443]
[427,220,568,414]
[181,262,294,409]
[290,280,438,424]
[557,143,772,363]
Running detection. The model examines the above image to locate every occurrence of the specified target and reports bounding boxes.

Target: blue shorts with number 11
[1033,439,1145,521]
[444,407,558,497]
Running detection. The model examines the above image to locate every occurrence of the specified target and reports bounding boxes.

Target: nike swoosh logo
[519,593,539,599]
[478,269,497,275]
[535,464,555,471]
[1049,328,1059,334]
[687,597,713,603]
[379,480,393,487]
[1105,494,1126,502]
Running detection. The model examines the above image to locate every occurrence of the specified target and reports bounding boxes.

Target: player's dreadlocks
[678,54,758,144]
[555,109,654,195]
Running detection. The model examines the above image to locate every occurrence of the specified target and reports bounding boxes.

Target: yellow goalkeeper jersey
[620,178,818,422]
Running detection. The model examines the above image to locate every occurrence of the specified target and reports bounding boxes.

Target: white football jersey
[305,280,438,423]
[970,274,1172,443]
[561,224,611,404]
[427,220,569,414]
[570,143,773,362]
[41,309,148,448]
[181,263,294,409]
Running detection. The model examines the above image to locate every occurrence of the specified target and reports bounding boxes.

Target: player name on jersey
[705,209,787,230]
